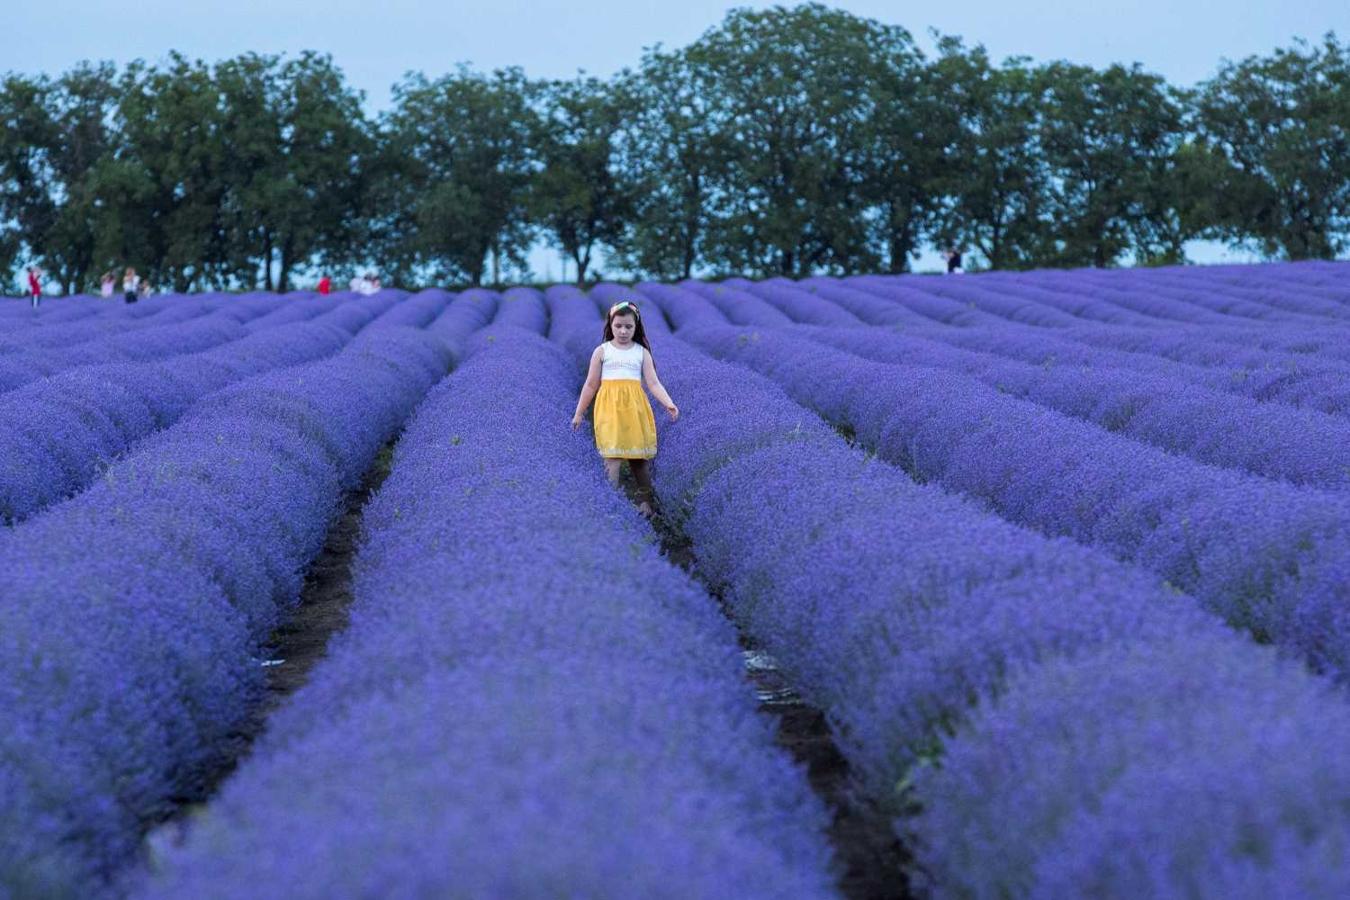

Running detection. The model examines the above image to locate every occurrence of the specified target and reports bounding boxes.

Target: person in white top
[122,267,139,304]
[572,300,679,518]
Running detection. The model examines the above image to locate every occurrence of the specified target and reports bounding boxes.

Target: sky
[11,1,1350,277]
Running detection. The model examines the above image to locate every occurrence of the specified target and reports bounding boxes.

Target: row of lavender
[0,288,465,896]
[714,333,1350,673]
[0,289,477,526]
[798,323,1350,485]
[550,284,1350,896]
[135,327,837,899]
[637,277,1350,682]
[672,262,1350,331]
[666,276,1350,467]
[0,293,313,392]
[697,270,1350,373]
[671,276,1350,435]
[0,298,389,524]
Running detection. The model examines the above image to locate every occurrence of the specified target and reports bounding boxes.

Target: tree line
[2,4,1347,293]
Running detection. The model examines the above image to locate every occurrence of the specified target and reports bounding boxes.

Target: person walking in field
[317,274,332,295]
[26,267,42,309]
[122,267,139,303]
[100,271,115,298]
[571,300,679,519]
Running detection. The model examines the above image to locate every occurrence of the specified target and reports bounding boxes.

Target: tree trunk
[573,245,590,285]
[278,238,293,292]
[262,231,274,291]
[886,201,917,274]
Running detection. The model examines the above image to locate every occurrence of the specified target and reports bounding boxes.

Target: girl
[571,300,679,518]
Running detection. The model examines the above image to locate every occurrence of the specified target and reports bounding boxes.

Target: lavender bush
[492,285,549,332]
[579,315,1350,897]
[0,327,452,895]
[678,323,1350,680]
[795,324,1350,489]
[0,301,388,524]
[136,328,838,900]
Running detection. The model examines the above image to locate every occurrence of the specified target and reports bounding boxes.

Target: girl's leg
[629,458,655,517]
[603,457,623,486]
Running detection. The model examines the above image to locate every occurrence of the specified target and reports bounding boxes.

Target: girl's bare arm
[642,353,679,419]
[571,347,605,428]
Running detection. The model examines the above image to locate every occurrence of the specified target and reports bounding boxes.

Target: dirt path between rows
[629,470,913,900]
[143,445,394,853]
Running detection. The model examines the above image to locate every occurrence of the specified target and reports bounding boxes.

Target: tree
[1038,61,1187,267]
[0,73,55,288]
[1194,34,1350,260]
[685,4,885,276]
[859,25,936,273]
[216,52,371,290]
[927,40,1053,270]
[376,66,535,286]
[610,48,721,281]
[40,63,121,293]
[109,54,230,291]
[529,75,630,284]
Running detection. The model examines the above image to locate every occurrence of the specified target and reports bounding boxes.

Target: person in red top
[27,267,42,309]
[317,275,332,295]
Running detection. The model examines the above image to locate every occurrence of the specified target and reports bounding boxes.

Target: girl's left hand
[664,404,679,421]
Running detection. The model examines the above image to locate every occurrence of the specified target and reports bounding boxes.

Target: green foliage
[608,48,720,280]
[684,4,908,276]
[2,14,1346,291]
[1038,61,1187,268]
[927,40,1053,270]
[374,66,535,286]
[528,75,631,283]
[1194,33,1350,260]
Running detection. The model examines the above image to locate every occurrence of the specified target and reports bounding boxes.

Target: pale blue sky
[11,1,1349,276]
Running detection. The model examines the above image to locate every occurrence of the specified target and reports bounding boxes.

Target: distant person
[317,275,332,295]
[351,272,379,296]
[137,278,152,301]
[349,273,364,293]
[26,267,42,309]
[944,248,964,275]
[122,267,139,303]
[571,300,679,519]
[100,271,116,298]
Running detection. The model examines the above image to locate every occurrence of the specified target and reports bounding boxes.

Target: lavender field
[4,260,1350,899]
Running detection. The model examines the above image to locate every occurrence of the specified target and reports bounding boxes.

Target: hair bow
[609,300,639,316]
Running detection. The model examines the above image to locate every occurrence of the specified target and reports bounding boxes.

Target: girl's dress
[593,341,657,459]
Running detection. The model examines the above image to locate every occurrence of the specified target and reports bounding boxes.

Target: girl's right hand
[571,413,583,431]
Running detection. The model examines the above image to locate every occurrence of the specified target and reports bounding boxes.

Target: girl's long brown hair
[602,301,653,357]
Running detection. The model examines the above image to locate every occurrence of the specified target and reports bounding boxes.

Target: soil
[623,467,914,900]
[142,444,395,852]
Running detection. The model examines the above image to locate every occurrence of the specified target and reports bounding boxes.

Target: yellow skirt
[594,379,657,459]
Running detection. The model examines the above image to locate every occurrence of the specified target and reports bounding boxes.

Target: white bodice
[601,341,644,381]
